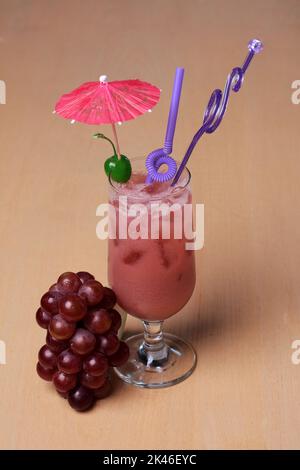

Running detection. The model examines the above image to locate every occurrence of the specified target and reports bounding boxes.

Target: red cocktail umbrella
[54,75,161,158]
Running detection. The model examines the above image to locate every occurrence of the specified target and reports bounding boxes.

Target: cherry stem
[111,122,121,160]
[93,132,117,158]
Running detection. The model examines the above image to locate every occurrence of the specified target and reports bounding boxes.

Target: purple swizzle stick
[171,39,263,186]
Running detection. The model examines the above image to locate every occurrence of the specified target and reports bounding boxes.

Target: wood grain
[0,0,300,450]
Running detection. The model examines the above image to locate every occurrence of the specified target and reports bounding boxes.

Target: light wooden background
[1,0,300,450]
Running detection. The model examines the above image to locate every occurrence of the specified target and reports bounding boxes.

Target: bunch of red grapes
[36,271,129,411]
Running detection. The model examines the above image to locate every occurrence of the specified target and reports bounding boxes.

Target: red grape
[84,308,112,334]
[38,345,58,369]
[70,328,96,355]
[83,353,108,377]
[58,293,87,322]
[97,333,119,356]
[80,371,107,389]
[76,271,95,284]
[36,362,57,381]
[49,283,60,293]
[78,280,104,306]
[49,314,76,340]
[68,385,94,411]
[108,309,122,333]
[57,349,82,374]
[93,378,112,400]
[46,331,68,353]
[40,291,61,315]
[53,370,77,393]
[99,287,116,309]
[109,341,130,367]
[36,307,51,329]
[57,272,81,294]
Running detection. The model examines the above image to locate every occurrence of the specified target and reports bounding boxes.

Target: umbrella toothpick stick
[54,73,161,181]
[111,122,121,159]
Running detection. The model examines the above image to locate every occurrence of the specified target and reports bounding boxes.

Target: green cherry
[93,132,132,183]
[104,154,132,183]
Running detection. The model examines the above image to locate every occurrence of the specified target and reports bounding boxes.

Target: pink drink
[108,169,196,321]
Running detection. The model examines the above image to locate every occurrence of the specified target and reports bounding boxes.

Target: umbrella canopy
[54,75,161,125]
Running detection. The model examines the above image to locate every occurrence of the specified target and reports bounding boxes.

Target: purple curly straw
[146,67,184,183]
[171,38,263,186]
[146,152,177,183]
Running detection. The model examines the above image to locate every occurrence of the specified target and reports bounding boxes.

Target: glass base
[114,333,197,389]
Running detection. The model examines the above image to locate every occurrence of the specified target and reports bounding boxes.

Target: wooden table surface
[1,0,300,450]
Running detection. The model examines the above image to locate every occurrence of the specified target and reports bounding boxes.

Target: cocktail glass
[108,158,196,388]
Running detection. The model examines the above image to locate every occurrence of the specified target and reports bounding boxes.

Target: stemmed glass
[108,158,196,388]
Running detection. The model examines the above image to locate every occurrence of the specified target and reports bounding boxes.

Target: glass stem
[138,321,169,367]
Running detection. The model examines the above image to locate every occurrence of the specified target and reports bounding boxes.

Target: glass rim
[108,156,191,201]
